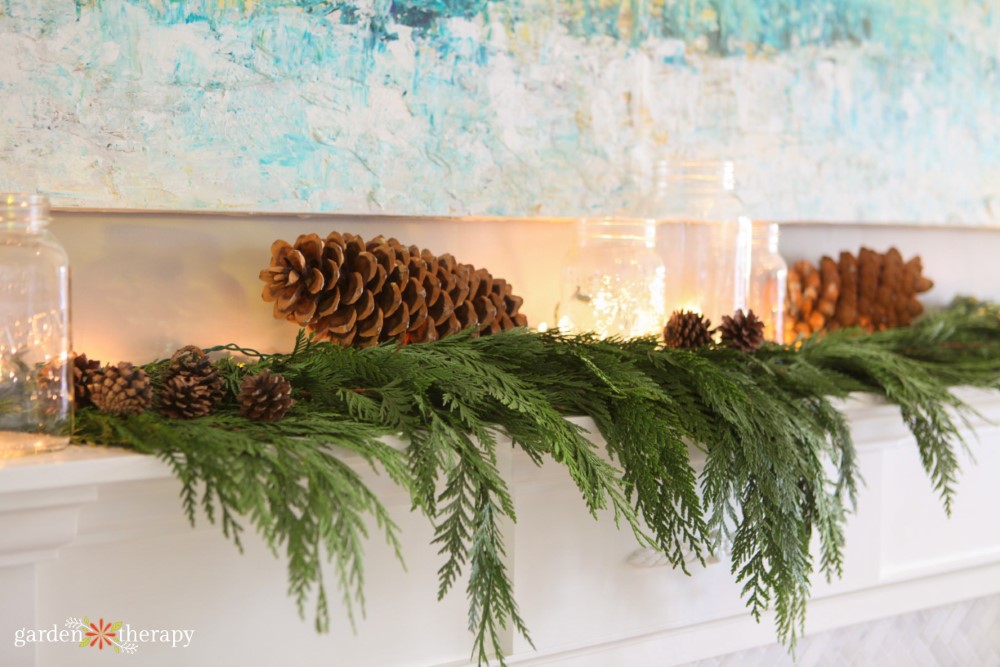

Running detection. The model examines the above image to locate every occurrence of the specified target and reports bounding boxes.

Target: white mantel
[2,389,1000,666]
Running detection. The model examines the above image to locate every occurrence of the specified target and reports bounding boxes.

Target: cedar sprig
[69,298,1000,665]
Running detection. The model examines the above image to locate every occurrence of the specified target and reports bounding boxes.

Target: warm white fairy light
[559,267,666,339]
[558,217,668,340]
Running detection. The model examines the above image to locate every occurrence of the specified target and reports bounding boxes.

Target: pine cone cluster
[261,232,527,347]
[158,346,226,419]
[719,310,765,353]
[663,310,714,349]
[79,345,298,424]
[787,247,933,340]
[89,362,153,416]
[239,370,295,422]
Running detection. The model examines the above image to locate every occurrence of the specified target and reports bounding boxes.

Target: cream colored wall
[52,213,572,362]
[50,211,1000,363]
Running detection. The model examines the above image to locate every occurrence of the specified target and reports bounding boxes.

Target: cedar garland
[72,298,1000,666]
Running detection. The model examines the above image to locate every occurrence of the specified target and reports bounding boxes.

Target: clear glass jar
[0,194,72,457]
[556,217,666,338]
[638,160,751,327]
[748,222,788,343]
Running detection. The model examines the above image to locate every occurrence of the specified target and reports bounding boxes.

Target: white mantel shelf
[2,389,1000,667]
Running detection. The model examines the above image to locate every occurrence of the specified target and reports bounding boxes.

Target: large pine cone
[262,231,528,348]
[663,310,714,349]
[89,362,153,416]
[158,346,225,418]
[239,370,294,422]
[718,309,765,353]
[787,247,934,340]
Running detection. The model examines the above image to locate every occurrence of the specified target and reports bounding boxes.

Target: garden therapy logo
[12,616,194,655]
[67,617,136,654]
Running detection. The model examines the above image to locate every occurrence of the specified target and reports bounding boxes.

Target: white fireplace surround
[1,387,999,667]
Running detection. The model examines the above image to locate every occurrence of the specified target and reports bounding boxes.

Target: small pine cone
[663,310,714,349]
[168,346,224,390]
[159,374,218,419]
[718,309,766,353]
[73,353,101,407]
[239,370,294,422]
[89,362,153,416]
[163,346,226,407]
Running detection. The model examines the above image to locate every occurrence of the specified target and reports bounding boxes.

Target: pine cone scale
[384,303,410,337]
[357,310,384,339]
[379,282,403,317]
[341,272,364,305]
[354,291,376,320]
[323,309,357,335]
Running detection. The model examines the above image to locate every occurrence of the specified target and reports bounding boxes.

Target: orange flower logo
[66,616,135,654]
[85,618,117,650]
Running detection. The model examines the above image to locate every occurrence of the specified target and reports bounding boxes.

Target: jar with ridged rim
[0,194,72,457]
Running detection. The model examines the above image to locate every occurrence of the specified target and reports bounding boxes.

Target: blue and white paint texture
[0,1,997,223]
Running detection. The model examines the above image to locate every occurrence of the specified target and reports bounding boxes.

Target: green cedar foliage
[73,299,1000,664]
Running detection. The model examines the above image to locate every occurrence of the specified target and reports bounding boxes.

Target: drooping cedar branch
[73,298,1000,665]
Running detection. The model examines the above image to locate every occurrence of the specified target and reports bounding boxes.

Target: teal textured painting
[0,1,997,222]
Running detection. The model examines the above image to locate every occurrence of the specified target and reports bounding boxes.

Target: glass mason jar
[0,194,72,457]
[637,159,751,327]
[556,217,666,339]
[748,222,788,343]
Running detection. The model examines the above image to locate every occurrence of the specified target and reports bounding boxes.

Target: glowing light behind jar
[556,217,666,339]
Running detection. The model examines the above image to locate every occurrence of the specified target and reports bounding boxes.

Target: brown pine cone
[239,370,294,422]
[89,362,153,416]
[168,346,214,376]
[159,374,218,419]
[718,309,765,353]
[788,247,934,338]
[163,346,225,407]
[260,234,340,325]
[663,310,714,349]
[263,231,528,347]
[73,353,101,407]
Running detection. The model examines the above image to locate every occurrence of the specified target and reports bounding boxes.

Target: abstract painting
[0,1,997,222]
